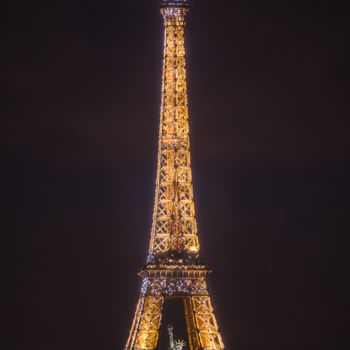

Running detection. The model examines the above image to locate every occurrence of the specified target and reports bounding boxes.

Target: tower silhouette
[125,2,224,350]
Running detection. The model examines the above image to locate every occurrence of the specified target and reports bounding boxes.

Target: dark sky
[3,0,350,349]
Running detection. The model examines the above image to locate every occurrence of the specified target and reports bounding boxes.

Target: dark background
[3,0,350,349]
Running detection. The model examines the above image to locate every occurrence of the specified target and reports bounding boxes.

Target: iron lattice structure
[125,2,224,350]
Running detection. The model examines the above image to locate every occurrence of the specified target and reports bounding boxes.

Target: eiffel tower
[125,1,224,350]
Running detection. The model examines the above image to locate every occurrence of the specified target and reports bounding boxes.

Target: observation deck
[160,0,190,9]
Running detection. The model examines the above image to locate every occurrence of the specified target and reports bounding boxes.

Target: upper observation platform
[160,0,190,9]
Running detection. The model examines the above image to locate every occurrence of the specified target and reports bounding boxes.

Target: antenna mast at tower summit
[125,1,224,350]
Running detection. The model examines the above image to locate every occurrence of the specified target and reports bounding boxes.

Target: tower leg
[184,297,202,350]
[126,295,164,350]
[183,296,224,350]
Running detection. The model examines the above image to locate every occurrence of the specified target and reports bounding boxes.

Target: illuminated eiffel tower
[125,1,224,350]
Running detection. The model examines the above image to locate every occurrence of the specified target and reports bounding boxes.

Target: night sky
[3,0,350,349]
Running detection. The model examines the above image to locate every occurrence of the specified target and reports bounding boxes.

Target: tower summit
[125,1,224,350]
